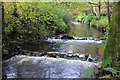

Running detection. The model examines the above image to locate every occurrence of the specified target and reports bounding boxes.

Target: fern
[103,67,117,74]
[101,57,112,66]
[82,68,98,76]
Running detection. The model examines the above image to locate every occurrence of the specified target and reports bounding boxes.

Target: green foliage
[97,57,118,77]
[4,2,70,40]
[82,67,98,76]
[84,13,97,23]
[101,57,112,66]
[103,67,117,74]
[82,57,118,77]
[75,15,84,21]
[3,2,71,59]
[91,16,108,28]
[75,13,97,23]
[61,2,93,15]
[4,26,13,32]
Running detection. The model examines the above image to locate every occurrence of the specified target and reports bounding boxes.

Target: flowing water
[3,55,98,78]
[3,22,104,78]
[21,22,104,56]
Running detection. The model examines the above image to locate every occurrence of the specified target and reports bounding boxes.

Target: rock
[99,38,106,40]
[87,37,95,40]
[87,58,94,62]
[80,37,87,40]
[85,55,89,61]
[76,38,80,40]
[40,53,46,56]
[61,35,74,40]
[55,36,60,39]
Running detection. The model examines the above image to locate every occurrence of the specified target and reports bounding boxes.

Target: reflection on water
[69,23,103,37]
[21,22,104,56]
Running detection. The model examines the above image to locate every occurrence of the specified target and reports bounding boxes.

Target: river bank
[75,14,108,33]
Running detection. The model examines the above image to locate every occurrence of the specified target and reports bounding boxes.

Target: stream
[3,22,104,78]
[21,22,104,56]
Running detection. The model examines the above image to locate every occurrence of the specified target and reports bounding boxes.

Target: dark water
[21,22,104,56]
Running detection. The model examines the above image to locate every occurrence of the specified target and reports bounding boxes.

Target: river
[3,22,104,78]
[21,22,104,56]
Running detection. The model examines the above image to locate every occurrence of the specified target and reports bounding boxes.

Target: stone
[61,35,74,40]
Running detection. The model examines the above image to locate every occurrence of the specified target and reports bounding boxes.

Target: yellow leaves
[99,75,112,79]
[85,53,91,55]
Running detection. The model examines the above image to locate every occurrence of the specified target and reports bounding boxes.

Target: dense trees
[4,2,70,39]
[3,2,71,59]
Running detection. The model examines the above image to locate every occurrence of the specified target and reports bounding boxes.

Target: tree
[98,0,101,20]
[106,1,111,24]
[88,1,101,20]
[104,2,120,70]
[0,2,4,34]
[104,0,112,24]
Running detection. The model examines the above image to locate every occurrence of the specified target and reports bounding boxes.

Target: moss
[104,2,120,69]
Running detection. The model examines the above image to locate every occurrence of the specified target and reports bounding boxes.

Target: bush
[75,13,97,24]
[3,2,71,59]
[91,16,108,28]
[4,2,71,41]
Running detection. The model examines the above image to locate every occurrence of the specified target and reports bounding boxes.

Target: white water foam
[4,55,98,78]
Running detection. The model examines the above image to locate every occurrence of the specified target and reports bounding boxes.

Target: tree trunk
[107,1,111,24]
[0,2,4,79]
[89,1,101,20]
[0,2,4,34]
[98,0,101,20]
[93,7,99,19]
[104,2,120,70]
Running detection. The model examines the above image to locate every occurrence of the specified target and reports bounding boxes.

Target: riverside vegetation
[3,2,71,59]
[2,2,120,79]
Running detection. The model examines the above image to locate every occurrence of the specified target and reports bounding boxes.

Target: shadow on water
[21,22,104,56]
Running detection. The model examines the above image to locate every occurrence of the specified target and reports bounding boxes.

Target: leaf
[28,31,32,34]
[82,68,98,76]
[5,26,13,32]
[99,75,111,78]
[103,67,117,74]
[101,57,112,66]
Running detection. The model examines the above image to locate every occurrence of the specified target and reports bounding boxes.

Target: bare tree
[88,0,101,20]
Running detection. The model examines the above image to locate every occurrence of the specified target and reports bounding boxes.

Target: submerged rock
[3,55,98,78]
[13,49,103,62]
[61,35,74,40]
